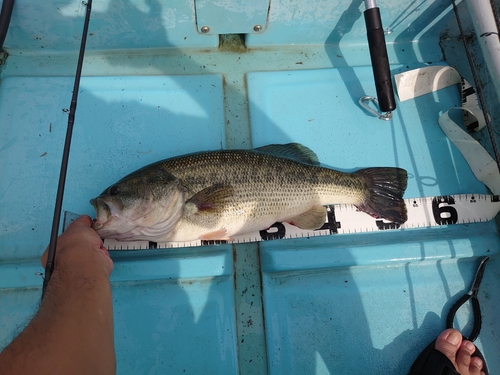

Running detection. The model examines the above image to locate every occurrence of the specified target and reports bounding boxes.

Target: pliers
[445,256,489,342]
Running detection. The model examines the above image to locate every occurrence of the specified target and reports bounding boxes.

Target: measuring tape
[88,193,500,250]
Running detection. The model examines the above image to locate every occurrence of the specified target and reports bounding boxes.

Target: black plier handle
[445,256,489,342]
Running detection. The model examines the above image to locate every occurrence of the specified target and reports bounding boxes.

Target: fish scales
[161,150,364,210]
[157,151,364,241]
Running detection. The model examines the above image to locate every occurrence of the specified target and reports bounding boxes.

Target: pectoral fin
[286,205,326,230]
[185,183,234,215]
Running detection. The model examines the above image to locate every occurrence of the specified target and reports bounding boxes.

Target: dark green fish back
[159,149,361,199]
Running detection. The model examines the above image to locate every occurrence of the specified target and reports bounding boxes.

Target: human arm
[0,215,115,375]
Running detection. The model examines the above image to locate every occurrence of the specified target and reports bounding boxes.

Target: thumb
[40,215,94,267]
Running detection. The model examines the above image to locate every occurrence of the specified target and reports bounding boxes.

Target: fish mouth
[92,220,104,231]
[89,197,113,230]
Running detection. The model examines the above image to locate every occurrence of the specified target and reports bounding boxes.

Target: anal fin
[200,228,231,241]
[286,205,326,230]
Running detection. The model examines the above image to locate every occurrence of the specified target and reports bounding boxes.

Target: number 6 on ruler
[432,196,459,225]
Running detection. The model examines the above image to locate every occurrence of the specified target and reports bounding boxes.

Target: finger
[41,215,98,267]
[66,215,93,229]
[63,216,102,245]
[41,215,92,267]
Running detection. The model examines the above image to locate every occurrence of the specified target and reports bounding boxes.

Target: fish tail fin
[355,167,408,224]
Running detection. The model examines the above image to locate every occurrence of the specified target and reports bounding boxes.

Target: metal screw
[200,26,210,33]
[253,25,262,32]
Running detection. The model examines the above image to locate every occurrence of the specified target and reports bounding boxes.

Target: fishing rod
[42,0,93,298]
[0,0,15,52]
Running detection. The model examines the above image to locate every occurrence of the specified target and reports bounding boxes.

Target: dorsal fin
[254,143,320,165]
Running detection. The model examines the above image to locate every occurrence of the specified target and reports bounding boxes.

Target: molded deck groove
[223,72,252,148]
[0,43,440,78]
[233,243,268,375]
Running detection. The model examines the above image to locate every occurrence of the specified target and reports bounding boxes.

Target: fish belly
[167,185,357,242]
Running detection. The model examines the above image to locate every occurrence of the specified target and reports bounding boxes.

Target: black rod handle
[364,7,396,113]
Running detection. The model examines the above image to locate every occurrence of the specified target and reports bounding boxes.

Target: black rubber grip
[364,7,396,113]
[446,294,482,342]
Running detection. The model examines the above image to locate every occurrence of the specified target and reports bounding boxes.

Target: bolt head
[200,26,210,33]
[253,25,262,32]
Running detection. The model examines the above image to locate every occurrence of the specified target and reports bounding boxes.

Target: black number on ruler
[202,240,228,246]
[260,222,286,241]
[375,220,400,230]
[432,196,458,225]
[315,205,340,234]
[461,78,476,104]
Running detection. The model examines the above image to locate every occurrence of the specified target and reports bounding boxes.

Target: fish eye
[109,185,120,195]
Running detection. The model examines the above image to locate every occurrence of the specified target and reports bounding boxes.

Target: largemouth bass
[90,143,408,242]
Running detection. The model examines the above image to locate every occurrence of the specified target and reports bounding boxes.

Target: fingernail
[446,331,461,345]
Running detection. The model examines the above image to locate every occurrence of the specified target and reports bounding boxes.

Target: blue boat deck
[1,0,499,373]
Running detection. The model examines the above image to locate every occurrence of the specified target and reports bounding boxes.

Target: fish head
[90,168,185,241]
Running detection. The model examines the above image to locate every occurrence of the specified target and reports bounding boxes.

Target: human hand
[41,215,114,279]
[0,216,116,375]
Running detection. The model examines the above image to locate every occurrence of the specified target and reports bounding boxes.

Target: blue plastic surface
[110,247,238,374]
[1,0,499,374]
[0,74,225,260]
[262,256,499,374]
[247,66,488,198]
[4,0,219,50]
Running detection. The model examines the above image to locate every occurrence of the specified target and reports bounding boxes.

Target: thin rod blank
[0,0,15,51]
[42,0,93,298]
